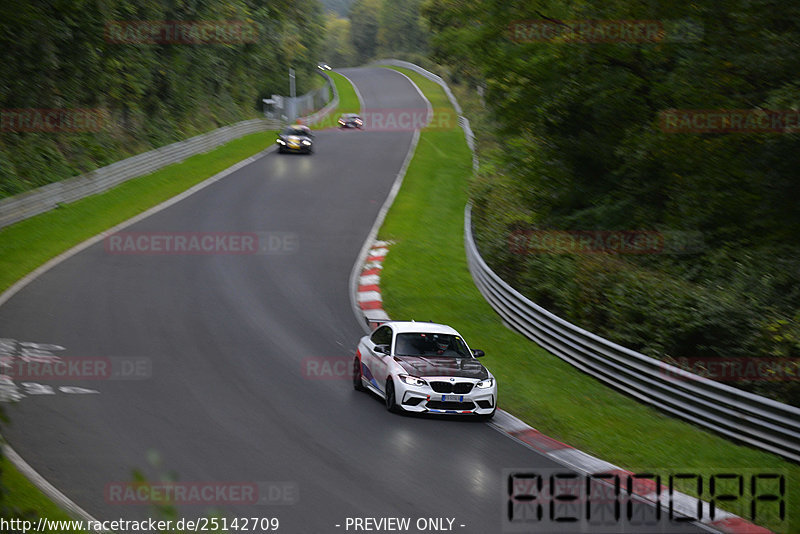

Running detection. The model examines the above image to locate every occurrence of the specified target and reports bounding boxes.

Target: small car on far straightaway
[338,113,363,129]
[276,124,314,154]
[353,321,497,419]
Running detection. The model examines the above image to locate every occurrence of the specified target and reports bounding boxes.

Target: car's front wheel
[385,378,400,413]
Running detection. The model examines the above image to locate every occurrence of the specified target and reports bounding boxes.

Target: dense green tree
[377,0,427,56]
[348,0,380,63]
[0,0,326,196]
[322,14,357,67]
[424,0,800,404]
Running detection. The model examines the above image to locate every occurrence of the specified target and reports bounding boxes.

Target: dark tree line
[0,0,326,197]
[422,0,800,404]
[319,0,428,67]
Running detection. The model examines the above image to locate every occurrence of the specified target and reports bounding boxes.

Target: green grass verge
[378,66,798,533]
[0,129,277,528]
[1,458,85,533]
[329,71,361,114]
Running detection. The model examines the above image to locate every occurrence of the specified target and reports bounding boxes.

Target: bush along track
[375,66,797,534]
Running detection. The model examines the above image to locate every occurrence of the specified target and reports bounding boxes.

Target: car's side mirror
[375,344,390,355]
[472,349,485,358]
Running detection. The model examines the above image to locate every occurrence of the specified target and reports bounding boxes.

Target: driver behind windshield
[431,335,457,356]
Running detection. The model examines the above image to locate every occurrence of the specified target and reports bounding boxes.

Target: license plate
[442,395,462,402]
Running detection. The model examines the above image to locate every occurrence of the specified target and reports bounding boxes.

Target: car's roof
[341,113,360,118]
[383,321,460,335]
[283,125,310,133]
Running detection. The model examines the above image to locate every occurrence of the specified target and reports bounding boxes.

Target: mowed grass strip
[329,71,361,114]
[0,457,87,533]
[378,66,798,533]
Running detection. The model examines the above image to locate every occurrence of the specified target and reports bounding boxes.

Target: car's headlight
[476,377,494,389]
[276,139,285,145]
[399,374,427,387]
[302,140,311,145]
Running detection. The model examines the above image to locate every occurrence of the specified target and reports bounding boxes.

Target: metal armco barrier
[298,71,339,126]
[465,204,800,462]
[0,118,282,229]
[283,72,336,123]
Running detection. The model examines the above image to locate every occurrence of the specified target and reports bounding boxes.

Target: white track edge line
[2,444,106,533]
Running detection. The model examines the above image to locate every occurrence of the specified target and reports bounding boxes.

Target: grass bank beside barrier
[377,66,798,533]
[328,72,361,115]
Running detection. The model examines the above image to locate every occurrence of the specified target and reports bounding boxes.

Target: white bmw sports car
[353,321,497,419]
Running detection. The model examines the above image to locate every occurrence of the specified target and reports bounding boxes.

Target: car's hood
[393,355,489,380]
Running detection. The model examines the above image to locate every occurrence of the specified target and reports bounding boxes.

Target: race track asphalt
[0,67,704,533]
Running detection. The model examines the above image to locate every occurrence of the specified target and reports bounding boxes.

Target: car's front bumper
[277,141,312,153]
[396,378,496,415]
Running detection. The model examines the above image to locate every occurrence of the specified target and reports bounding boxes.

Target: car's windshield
[394,333,471,358]
[282,127,308,136]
